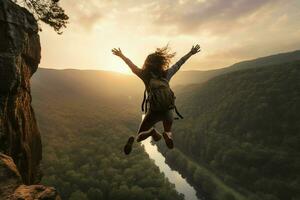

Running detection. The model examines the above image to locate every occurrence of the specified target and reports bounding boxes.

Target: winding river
[142,138,200,200]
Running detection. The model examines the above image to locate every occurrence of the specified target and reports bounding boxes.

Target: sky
[39,0,300,74]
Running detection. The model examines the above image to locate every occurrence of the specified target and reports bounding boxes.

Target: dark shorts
[137,109,174,133]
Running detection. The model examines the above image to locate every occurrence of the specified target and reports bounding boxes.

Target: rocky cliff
[0,0,61,199]
[0,153,61,200]
[0,0,42,185]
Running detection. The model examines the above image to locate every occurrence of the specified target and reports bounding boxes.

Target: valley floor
[158,143,250,200]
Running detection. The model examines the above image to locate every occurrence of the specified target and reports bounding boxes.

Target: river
[142,138,201,200]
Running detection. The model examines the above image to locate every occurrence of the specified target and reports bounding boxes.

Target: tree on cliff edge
[14,0,68,34]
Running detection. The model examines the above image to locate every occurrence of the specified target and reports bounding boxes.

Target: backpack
[141,75,183,119]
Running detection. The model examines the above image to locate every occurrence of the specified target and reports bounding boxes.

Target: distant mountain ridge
[226,49,300,71]
[171,49,300,86]
[35,49,300,92]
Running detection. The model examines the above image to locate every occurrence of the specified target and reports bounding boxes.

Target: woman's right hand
[190,44,201,55]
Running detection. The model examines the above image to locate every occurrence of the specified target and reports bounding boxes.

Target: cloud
[61,0,104,30]
[60,0,289,35]
[40,0,300,71]
[193,34,300,70]
[150,0,284,34]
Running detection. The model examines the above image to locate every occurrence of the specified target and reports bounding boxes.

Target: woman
[112,44,201,155]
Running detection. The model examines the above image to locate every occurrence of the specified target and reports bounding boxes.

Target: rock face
[0,1,60,199]
[0,153,61,200]
[0,0,42,185]
[10,185,61,200]
[0,153,22,198]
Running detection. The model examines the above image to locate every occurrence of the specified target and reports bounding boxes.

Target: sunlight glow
[100,65,132,75]
[39,0,300,71]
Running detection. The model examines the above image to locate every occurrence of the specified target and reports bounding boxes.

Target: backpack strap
[174,106,184,120]
[141,88,147,112]
[141,72,154,113]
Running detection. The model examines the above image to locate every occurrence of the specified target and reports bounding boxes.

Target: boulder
[10,185,61,200]
[0,153,61,200]
[0,153,22,198]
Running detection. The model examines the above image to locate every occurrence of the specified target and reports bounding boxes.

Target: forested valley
[31,70,183,200]
[160,61,300,200]
[31,51,300,200]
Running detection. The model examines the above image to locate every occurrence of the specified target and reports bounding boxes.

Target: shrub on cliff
[14,0,68,34]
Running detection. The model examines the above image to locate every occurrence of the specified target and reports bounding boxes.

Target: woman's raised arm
[166,44,201,80]
[112,48,141,76]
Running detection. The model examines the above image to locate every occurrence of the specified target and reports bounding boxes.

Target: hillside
[171,49,300,86]
[226,50,300,72]
[164,61,300,200]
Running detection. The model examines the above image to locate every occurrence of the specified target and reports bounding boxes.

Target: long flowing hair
[142,45,176,77]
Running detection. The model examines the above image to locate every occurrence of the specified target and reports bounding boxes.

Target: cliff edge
[0,0,60,199]
[0,0,41,185]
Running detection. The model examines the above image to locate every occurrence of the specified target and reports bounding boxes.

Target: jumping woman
[112,44,201,155]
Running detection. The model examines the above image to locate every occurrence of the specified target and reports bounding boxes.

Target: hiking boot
[152,130,162,142]
[162,132,174,149]
[124,136,134,155]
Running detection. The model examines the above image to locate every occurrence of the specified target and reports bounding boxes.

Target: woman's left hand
[112,48,123,57]
[190,44,201,55]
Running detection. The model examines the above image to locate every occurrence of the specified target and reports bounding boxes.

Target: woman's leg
[124,112,160,155]
[162,109,174,132]
[138,112,159,133]
[136,112,161,142]
[162,110,174,149]
[163,119,173,132]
